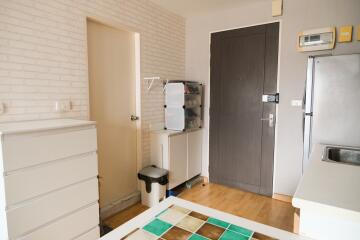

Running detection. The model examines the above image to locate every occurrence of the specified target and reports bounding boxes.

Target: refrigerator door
[304,57,315,115]
[303,114,313,171]
[303,57,315,171]
[311,54,360,148]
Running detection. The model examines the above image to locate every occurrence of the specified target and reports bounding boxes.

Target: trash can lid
[138,166,168,178]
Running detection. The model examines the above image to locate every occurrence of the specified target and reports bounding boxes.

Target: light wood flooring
[104,182,296,233]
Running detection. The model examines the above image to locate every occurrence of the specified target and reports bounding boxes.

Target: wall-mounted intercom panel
[262,93,279,104]
[297,27,336,52]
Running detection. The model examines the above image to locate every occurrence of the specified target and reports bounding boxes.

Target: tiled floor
[121,205,276,240]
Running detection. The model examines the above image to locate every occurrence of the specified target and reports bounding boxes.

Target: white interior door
[87,20,137,209]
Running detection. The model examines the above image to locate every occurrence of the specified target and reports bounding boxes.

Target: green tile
[219,230,249,240]
[143,218,172,236]
[188,233,209,240]
[207,217,230,229]
[228,224,253,237]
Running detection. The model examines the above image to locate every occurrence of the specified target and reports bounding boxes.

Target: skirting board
[203,176,209,184]
[100,191,141,220]
[293,208,300,234]
[272,193,293,203]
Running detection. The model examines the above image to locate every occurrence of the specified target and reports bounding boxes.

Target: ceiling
[149,0,264,17]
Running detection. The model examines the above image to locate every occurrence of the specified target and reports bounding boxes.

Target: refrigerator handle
[302,84,306,111]
[302,112,305,141]
[304,56,315,114]
[302,78,307,141]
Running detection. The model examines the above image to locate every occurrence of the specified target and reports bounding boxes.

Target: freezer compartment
[323,146,360,166]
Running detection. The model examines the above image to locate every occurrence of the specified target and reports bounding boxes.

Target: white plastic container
[165,81,203,131]
[138,166,168,207]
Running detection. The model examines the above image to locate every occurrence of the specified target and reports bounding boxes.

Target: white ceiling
[149,0,264,17]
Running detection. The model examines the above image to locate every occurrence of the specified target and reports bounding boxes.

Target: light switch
[54,100,71,113]
[291,100,303,107]
[338,25,353,42]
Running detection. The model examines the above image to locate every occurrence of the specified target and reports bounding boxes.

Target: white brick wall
[0,0,185,165]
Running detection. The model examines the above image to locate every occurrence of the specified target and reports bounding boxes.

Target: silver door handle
[130,115,139,121]
[261,113,274,127]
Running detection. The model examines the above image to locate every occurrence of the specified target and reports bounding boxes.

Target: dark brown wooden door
[209,23,279,196]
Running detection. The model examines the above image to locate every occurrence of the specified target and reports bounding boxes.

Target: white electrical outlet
[0,102,5,114]
[54,100,71,113]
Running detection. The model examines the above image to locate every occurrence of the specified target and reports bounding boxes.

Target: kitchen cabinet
[293,144,360,240]
[187,130,203,179]
[150,129,202,189]
[0,119,100,240]
[168,133,188,189]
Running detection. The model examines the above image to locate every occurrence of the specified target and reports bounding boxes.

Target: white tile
[171,205,192,214]
[157,208,187,225]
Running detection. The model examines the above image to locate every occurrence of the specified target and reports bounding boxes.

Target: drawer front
[187,130,202,179]
[7,178,99,238]
[5,153,98,206]
[18,203,99,240]
[75,227,100,240]
[3,127,97,172]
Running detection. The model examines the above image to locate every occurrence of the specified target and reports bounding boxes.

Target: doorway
[209,22,279,196]
[87,19,139,216]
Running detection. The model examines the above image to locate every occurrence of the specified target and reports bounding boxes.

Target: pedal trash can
[138,166,168,207]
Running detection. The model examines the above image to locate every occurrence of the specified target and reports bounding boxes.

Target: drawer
[75,227,100,240]
[7,178,99,238]
[3,127,97,172]
[18,203,99,240]
[5,152,98,206]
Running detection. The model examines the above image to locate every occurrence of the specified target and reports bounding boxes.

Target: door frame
[85,16,143,185]
[207,20,282,194]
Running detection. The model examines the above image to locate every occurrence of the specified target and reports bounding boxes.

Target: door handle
[261,113,274,127]
[130,115,139,121]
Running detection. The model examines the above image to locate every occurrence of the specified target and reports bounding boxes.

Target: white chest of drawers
[0,119,100,240]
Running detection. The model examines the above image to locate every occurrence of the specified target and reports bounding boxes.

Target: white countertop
[293,144,360,218]
[0,118,96,134]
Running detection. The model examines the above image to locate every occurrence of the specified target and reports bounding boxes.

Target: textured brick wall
[0,0,185,164]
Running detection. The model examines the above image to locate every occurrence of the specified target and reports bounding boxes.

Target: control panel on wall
[297,27,336,52]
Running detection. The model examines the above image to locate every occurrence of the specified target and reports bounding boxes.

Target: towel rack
[144,76,168,92]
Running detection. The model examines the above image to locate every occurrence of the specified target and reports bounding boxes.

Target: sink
[323,146,360,166]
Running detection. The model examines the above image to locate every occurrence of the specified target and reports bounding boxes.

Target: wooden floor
[104,183,296,233]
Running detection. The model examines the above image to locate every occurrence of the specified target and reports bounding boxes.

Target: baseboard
[203,176,209,184]
[272,193,293,203]
[100,191,141,220]
[293,208,300,234]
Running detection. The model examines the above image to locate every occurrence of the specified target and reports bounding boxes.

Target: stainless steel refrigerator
[303,54,360,171]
